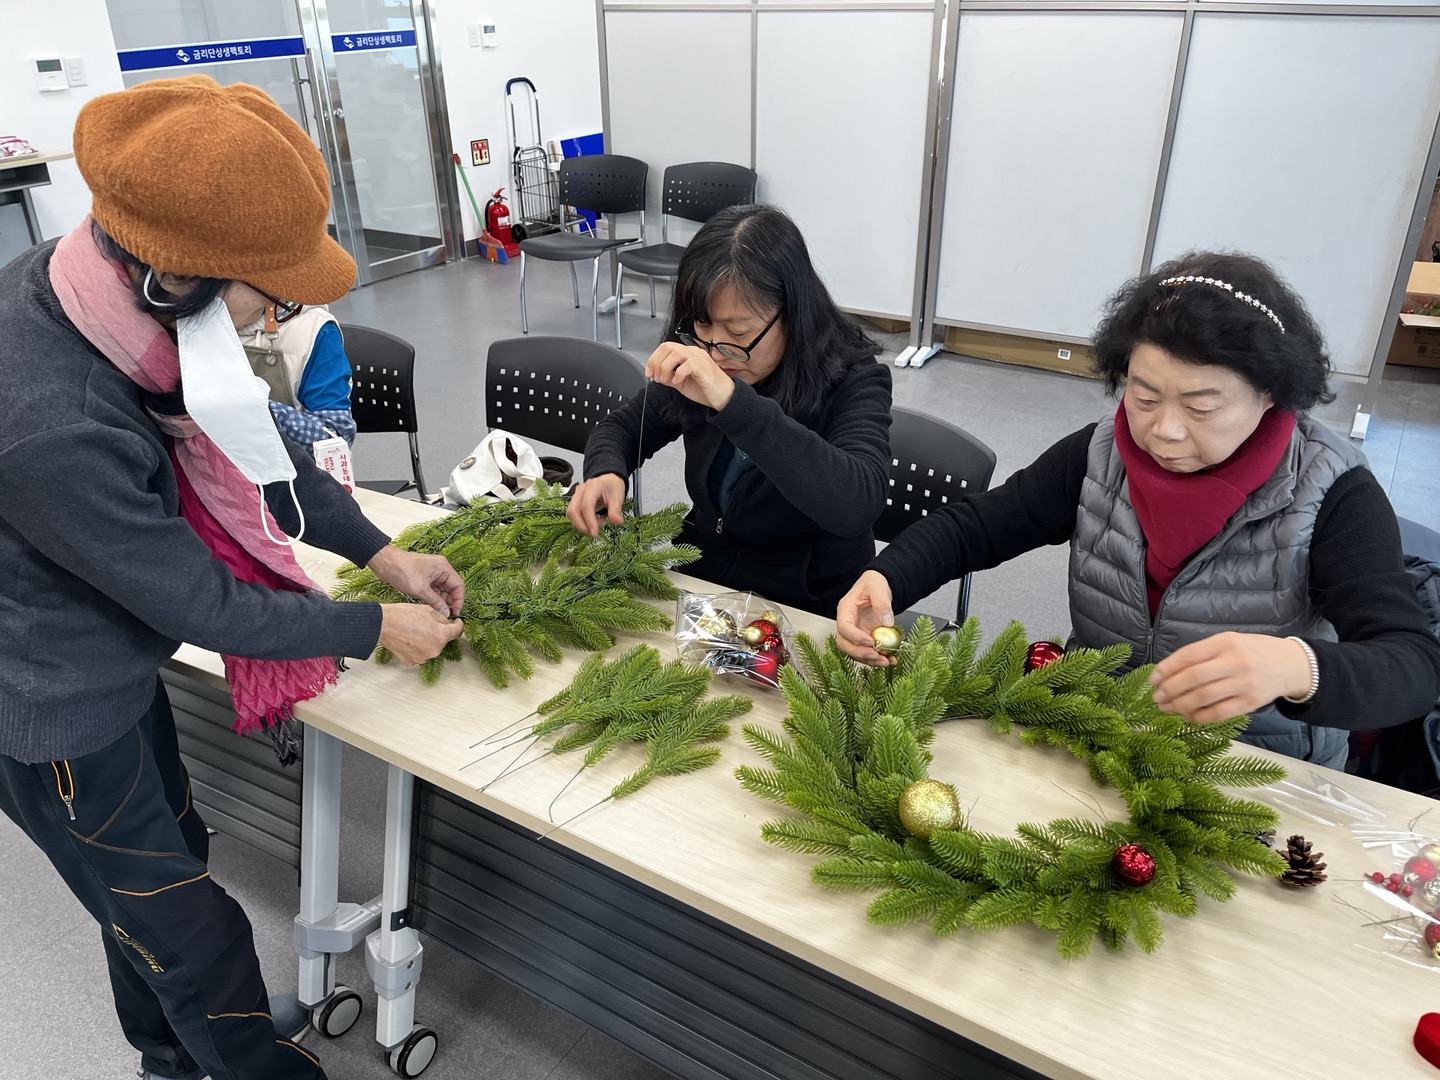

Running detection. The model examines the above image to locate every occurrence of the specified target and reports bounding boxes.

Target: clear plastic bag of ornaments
[674,590,793,690]
[1348,823,1440,973]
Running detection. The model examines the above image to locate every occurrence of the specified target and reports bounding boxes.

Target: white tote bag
[440,430,545,506]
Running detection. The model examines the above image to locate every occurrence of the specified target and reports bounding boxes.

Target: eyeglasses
[676,308,782,363]
[250,285,304,324]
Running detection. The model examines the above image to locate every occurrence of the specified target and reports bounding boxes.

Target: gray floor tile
[0,920,137,1080]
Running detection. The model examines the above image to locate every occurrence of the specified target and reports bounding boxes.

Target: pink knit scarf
[48,219,338,736]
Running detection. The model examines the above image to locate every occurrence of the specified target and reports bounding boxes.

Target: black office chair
[874,407,997,625]
[342,324,429,500]
[614,161,757,348]
[486,336,648,510]
[519,154,649,342]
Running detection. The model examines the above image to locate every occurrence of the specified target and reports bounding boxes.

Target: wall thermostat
[482,23,497,47]
[34,57,67,92]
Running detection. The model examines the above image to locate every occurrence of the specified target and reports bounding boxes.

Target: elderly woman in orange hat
[0,77,460,1080]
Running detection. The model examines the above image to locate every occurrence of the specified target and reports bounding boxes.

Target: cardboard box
[860,315,910,334]
[1387,313,1440,369]
[942,325,1099,379]
[1387,261,1440,369]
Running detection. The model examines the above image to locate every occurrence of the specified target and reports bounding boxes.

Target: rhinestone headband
[1159,275,1285,334]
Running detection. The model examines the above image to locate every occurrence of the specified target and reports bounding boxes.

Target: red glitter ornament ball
[1024,641,1065,673]
[1112,844,1156,887]
[1407,857,1440,883]
[1425,921,1440,949]
[759,631,785,653]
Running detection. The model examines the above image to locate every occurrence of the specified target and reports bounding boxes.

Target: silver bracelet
[1282,636,1319,704]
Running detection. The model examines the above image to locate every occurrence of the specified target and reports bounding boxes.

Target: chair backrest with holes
[661,162,757,227]
[556,154,649,216]
[874,407,997,543]
[485,336,646,454]
[342,324,419,435]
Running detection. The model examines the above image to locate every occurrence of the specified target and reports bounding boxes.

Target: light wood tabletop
[169,489,1440,1080]
[0,149,74,172]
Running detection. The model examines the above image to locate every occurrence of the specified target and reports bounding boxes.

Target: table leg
[296,727,382,1017]
[18,189,42,245]
[366,764,427,1054]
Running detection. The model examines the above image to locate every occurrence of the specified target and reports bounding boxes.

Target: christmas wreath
[735,618,1289,957]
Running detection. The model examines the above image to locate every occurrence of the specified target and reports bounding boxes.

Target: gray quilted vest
[1069,414,1366,768]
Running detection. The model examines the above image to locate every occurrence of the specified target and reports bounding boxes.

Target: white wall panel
[933,12,1183,338]
[1152,14,1440,376]
[755,8,935,318]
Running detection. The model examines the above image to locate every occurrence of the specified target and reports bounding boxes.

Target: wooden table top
[0,149,73,172]
[169,489,1440,1080]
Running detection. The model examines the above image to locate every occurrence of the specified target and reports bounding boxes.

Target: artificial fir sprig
[333,485,700,686]
[736,617,1288,958]
[477,645,752,817]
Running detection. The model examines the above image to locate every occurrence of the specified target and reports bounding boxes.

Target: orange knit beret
[73,75,356,305]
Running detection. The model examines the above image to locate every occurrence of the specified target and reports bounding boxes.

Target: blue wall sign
[117,36,306,73]
[330,29,417,53]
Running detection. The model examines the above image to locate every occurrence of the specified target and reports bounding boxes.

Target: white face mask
[177,296,305,546]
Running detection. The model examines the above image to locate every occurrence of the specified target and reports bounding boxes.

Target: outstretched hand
[835,570,898,667]
[367,546,464,616]
[566,473,626,537]
[1149,631,1313,724]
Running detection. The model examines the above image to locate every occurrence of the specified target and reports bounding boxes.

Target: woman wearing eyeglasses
[568,203,893,617]
[237,298,358,450]
[835,252,1440,769]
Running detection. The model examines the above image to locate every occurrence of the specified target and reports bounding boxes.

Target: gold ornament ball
[898,779,961,839]
[1420,843,1440,869]
[696,611,736,638]
[872,625,903,656]
[1433,942,1440,962]
[742,625,766,647]
[760,609,781,624]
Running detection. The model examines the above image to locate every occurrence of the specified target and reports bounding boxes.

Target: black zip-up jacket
[583,355,892,615]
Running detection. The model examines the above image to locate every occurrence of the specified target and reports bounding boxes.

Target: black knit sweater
[584,356,893,615]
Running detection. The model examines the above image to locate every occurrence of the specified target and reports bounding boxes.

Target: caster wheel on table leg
[387,1025,438,1078]
[313,985,363,1038]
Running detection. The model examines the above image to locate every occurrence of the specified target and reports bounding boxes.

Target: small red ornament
[1405,885,1416,898]
[1111,844,1156,887]
[1372,871,1386,883]
[1392,873,1404,886]
[1407,857,1440,883]
[1388,881,1401,893]
[1425,921,1440,949]
[759,630,785,653]
[745,649,782,686]
[1024,641,1065,673]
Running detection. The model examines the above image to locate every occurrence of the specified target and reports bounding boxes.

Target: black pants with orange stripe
[0,679,326,1080]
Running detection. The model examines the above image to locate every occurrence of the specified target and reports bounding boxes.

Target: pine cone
[1278,833,1328,888]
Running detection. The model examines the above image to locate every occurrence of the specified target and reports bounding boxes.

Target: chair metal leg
[590,256,601,342]
[956,572,973,624]
[615,262,625,349]
[408,432,428,502]
[649,276,656,318]
[569,262,580,308]
[519,252,528,334]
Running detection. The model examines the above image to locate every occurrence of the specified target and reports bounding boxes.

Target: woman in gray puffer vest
[836,252,1440,771]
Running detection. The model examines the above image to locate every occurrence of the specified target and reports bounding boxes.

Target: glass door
[106,0,458,288]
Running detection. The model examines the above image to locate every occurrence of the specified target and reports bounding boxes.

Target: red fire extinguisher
[484,188,514,246]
